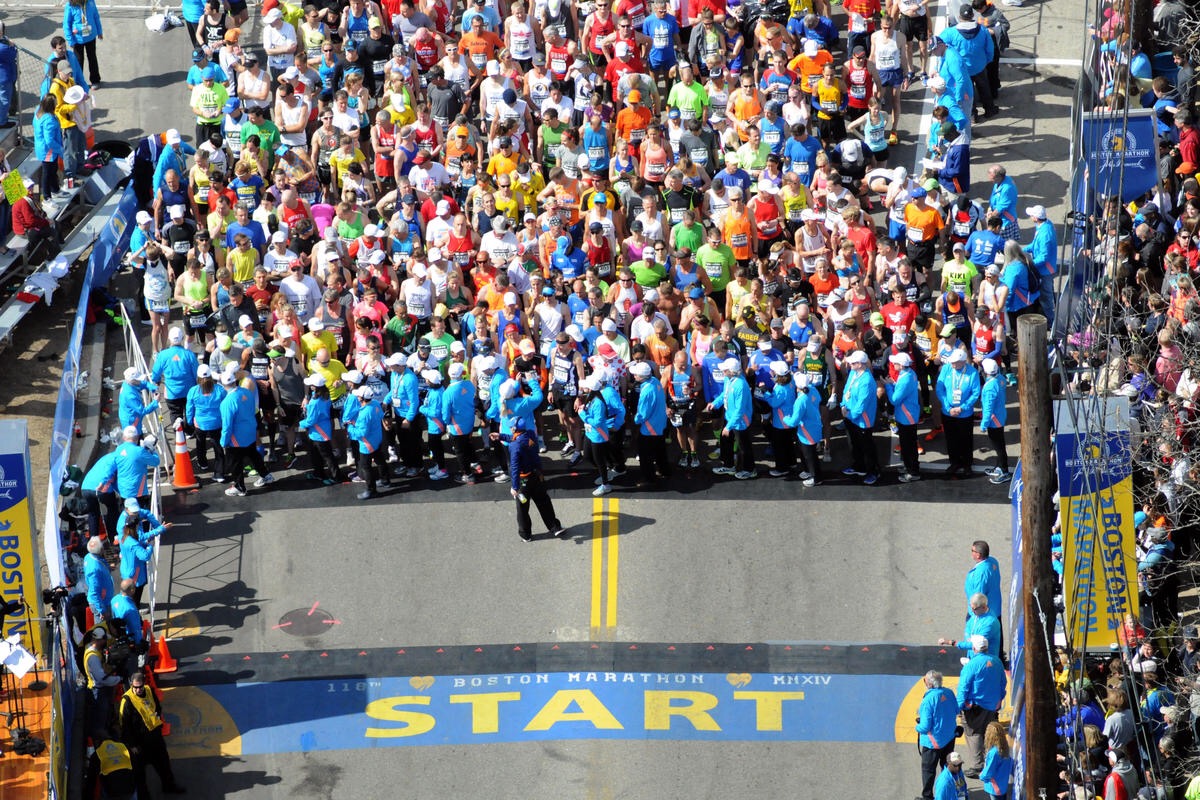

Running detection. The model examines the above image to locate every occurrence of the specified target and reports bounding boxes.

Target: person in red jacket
[12,182,59,251]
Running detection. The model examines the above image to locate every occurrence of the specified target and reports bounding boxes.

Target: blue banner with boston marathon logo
[1009,461,1026,799]
[1080,110,1159,203]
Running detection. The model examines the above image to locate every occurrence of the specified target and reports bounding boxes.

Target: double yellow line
[590,498,620,639]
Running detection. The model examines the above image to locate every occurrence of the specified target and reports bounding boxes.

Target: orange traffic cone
[172,419,198,490]
[150,631,178,674]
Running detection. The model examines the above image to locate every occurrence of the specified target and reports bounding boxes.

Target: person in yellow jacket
[48,58,86,179]
[118,671,186,795]
[86,736,138,800]
[83,625,122,741]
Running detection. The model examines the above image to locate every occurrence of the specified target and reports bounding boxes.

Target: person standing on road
[785,372,823,486]
[348,384,389,499]
[119,672,186,796]
[299,373,340,485]
[708,356,755,480]
[957,635,1006,779]
[939,593,1001,660]
[218,371,274,496]
[936,349,979,478]
[80,450,120,539]
[116,498,170,606]
[508,413,566,542]
[965,540,1002,626]
[840,349,879,484]
[979,358,1010,484]
[64,0,103,87]
[886,350,921,481]
[934,751,968,800]
[114,427,160,506]
[579,376,615,496]
[119,368,159,436]
[630,360,670,486]
[916,669,958,800]
[83,536,115,625]
[1022,204,1057,327]
[152,327,200,425]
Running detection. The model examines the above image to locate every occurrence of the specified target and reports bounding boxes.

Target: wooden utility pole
[1017,314,1057,798]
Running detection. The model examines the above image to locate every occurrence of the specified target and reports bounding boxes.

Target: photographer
[82,626,123,741]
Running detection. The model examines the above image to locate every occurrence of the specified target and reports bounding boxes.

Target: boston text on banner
[0,419,47,656]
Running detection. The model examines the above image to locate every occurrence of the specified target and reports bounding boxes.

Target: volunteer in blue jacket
[708,356,755,480]
[151,327,200,425]
[115,498,170,605]
[110,579,145,647]
[119,367,159,435]
[934,752,968,800]
[579,376,614,496]
[442,362,481,485]
[114,426,160,505]
[83,536,115,623]
[936,348,980,478]
[419,369,450,481]
[1023,204,1058,326]
[886,351,922,482]
[598,370,628,473]
[762,360,797,477]
[185,364,225,480]
[630,360,670,486]
[80,450,120,539]
[386,354,423,478]
[299,373,340,485]
[965,540,1002,622]
[938,4,995,118]
[978,357,1009,484]
[840,349,879,485]
[915,669,959,800]
[785,372,823,486]
[957,634,1007,777]
[931,37,972,133]
[63,0,103,86]
[348,385,388,499]
[508,413,566,542]
[218,371,273,497]
[943,593,1002,661]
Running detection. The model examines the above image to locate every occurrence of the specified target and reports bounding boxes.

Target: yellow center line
[590,497,604,635]
[605,499,619,633]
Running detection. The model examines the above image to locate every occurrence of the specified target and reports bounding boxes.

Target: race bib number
[472,51,486,68]
[764,129,781,145]
[731,233,748,247]
[907,225,924,243]
[850,85,866,99]
[188,311,208,327]
[952,221,971,237]
[850,13,867,32]
[648,160,666,176]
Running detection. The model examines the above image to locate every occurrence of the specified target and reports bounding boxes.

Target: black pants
[130,733,178,796]
[309,438,339,480]
[943,415,974,474]
[610,426,627,468]
[719,427,754,472]
[398,419,424,468]
[971,70,997,114]
[356,447,388,492]
[986,44,1001,97]
[919,741,954,799]
[986,426,1008,473]
[82,489,119,539]
[798,441,821,482]
[194,426,224,476]
[765,425,795,471]
[845,421,879,475]
[897,422,920,476]
[515,472,559,539]
[73,39,101,84]
[428,431,445,470]
[225,444,268,491]
[166,398,187,429]
[586,438,609,483]
[635,432,670,482]
[450,433,476,476]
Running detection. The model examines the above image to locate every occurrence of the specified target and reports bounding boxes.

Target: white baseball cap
[846,350,869,365]
[629,361,653,378]
[168,327,184,343]
[271,230,287,243]
[720,357,741,372]
[168,204,186,219]
[768,361,789,377]
[304,373,327,387]
[427,247,442,262]
[165,128,182,145]
[889,352,913,367]
[307,318,325,331]
[239,314,254,328]
[948,349,968,364]
[448,362,466,379]
[982,357,999,375]
[436,200,451,215]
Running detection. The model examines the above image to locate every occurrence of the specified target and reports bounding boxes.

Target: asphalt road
[14,1,1086,796]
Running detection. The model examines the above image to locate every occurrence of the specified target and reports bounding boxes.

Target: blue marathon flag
[1080,110,1160,203]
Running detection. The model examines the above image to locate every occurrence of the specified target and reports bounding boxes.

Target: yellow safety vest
[96,739,133,774]
[121,688,163,732]
[84,644,105,690]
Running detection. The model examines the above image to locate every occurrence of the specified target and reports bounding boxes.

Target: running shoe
[689,454,700,468]
[842,467,866,476]
[224,486,246,497]
[712,466,735,475]
[899,472,921,483]
[562,442,576,456]
[568,451,583,466]
[989,471,1012,485]
[863,473,878,485]
[735,470,756,480]
[678,454,691,467]
[429,468,450,480]
[592,483,612,496]
[923,425,943,442]
[768,468,790,477]
[253,473,276,488]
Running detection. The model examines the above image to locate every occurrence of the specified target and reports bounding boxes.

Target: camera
[42,586,69,605]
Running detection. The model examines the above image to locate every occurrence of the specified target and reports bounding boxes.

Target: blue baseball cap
[192,49,204,63]
[668,108,681,119]
[223,97,241,114]
[688,286,705,299]
[594,193,608,205]
[201,65,218,81]
[911,187,928,198]
[555,235,571,253]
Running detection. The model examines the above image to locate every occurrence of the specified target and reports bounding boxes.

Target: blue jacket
[937,46,973,124]
[186,385,224,431]
[219,384,259,448]
[581,395,612,443]
[936,363,980,419]
[1000,259,1038,311]
[784,385,822,445]
[116,509,164,587]
[940,23,994,76]
[151,345,200,400]
[341,392,362,428]
[712,374,752,431]
[934,765,968,800]
[348,398,384,453]
[915,686,958,750]
[634,378,668,436]
[1024,219,1058,276]
[385,370,421,421]
[83,552,114,619]
[40,52,89,96]
[114,441,160,499]
[886,368,921,427]
[980,375,1006,432]
[1055,702,1105,737]
[958,612,1002,661]
[940,134,971,194]
[0,40,15,83]
[840,368,877,429]
[957,650,1007,712]
[500,383,543,437]
[441,379,477,436]
[485,373,505,423]
[33,111,64,163]
[181,0,205,23]
[153,143,197,195]
[965,555,1002,620]
[299,396,334,441]
[988,177,1018,226]
[979,747,1013,797]
[601,384,626,429]
[119,381,158,434]
[64,0,103,45]
[508,429,542,489]
[81,451,119,493]
[110,593,143,644]
[763,379,797,429]
[420,385,446,435]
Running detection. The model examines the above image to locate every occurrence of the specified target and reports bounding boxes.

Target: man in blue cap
[508,410,566,541]
[190,62,230,145]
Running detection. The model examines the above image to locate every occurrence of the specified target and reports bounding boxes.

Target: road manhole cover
[276,606,336,636]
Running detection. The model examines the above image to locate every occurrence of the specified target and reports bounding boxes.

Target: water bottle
[517,492,528,503]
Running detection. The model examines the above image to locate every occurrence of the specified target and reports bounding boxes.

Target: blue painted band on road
[165,671,941,757]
